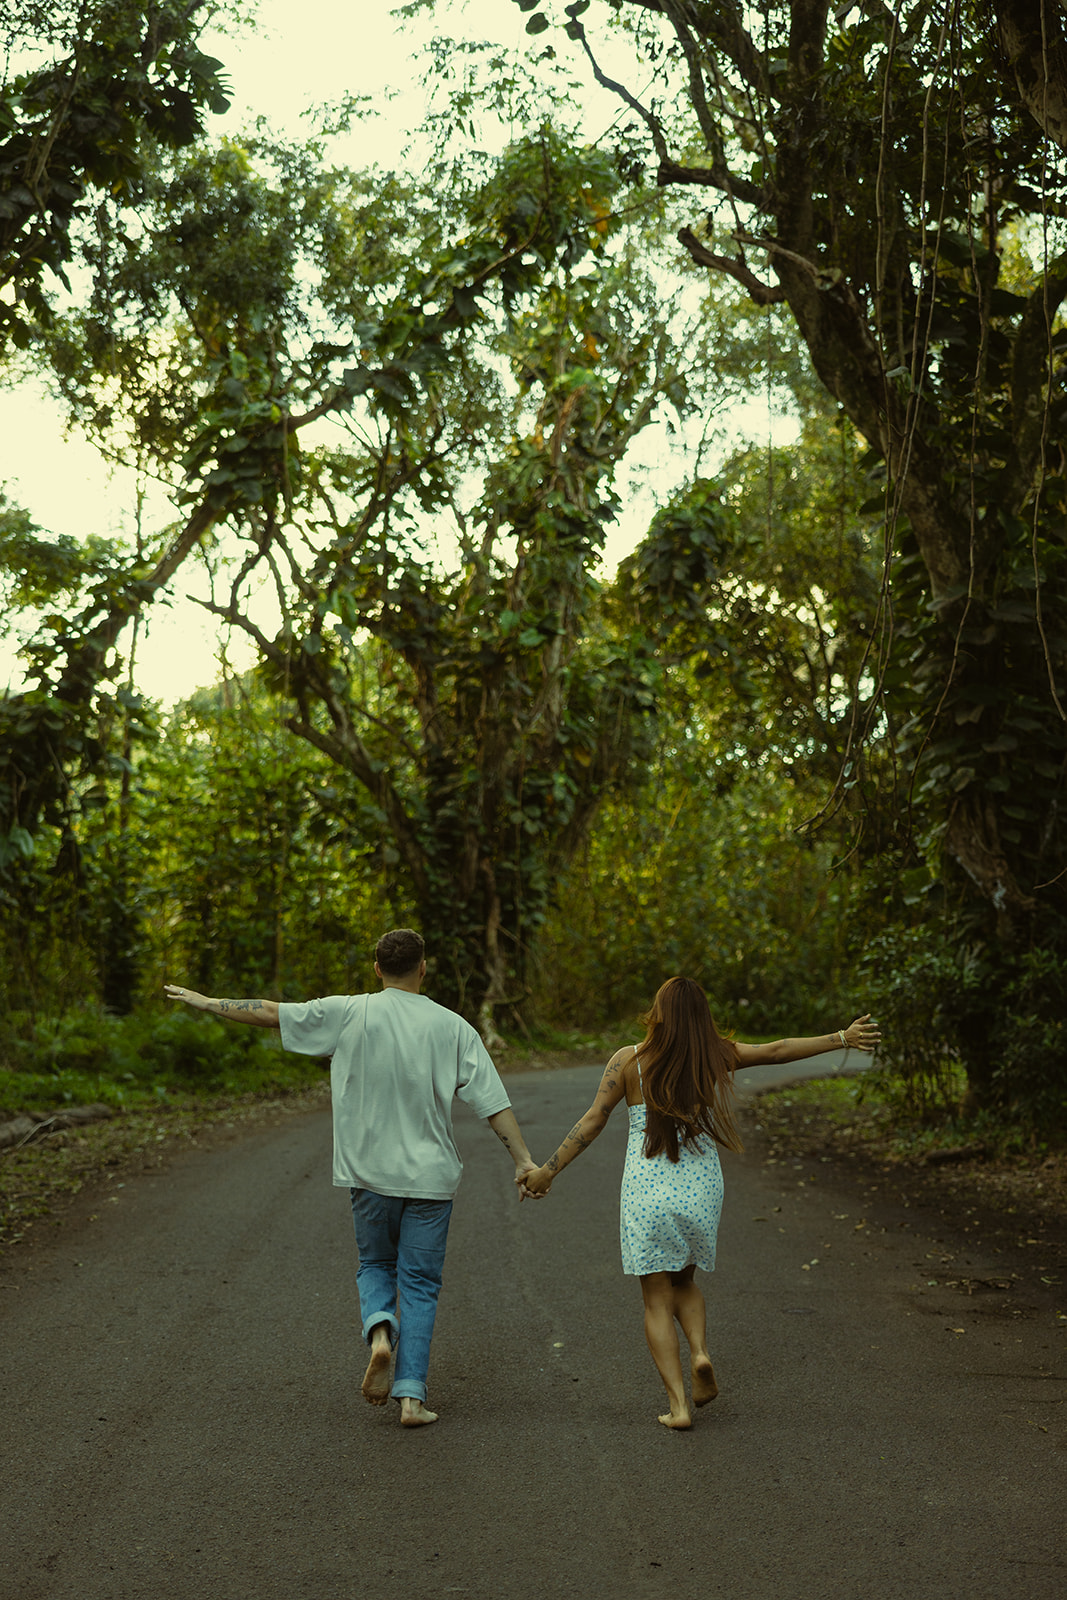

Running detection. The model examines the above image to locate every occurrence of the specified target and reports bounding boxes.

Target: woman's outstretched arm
[734,1013,880,1067]
[520,1048,630,1197]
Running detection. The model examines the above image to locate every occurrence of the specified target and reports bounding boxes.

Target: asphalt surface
[2,1060,1064,1600]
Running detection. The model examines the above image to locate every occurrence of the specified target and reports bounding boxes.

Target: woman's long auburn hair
[636,976,743,1160]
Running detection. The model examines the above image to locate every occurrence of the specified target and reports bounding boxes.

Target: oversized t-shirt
[278,989,511,1200]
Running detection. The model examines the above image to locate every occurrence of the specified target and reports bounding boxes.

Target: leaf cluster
[0,0,231,352]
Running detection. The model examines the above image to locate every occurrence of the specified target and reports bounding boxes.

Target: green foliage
[0,485,158,901]
[69,122,687,1024]
[500,0,1067,1114]
[987,944,1067,1125]
[14,0,1067,1132]
[128,679,394,1001]
[857,918,975,1122]
[617,400,884,787]
[0,1007,323,1119]
[0,0,231,352]
[534,708,853,1035]
[859,905,1067,1127]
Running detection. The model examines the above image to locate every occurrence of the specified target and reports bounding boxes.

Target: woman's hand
[843,1014,881,1051]
[518,1164,553,1199]
[514,1159,546,1202]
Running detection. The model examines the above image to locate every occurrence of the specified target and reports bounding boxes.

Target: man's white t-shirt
[278,989,511,1200]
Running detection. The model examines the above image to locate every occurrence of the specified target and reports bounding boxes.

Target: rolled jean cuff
[390,1378,427,1403]
[362,1312,399,1348]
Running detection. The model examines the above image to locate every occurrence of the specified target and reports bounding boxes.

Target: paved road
[2,1063,1064,1600]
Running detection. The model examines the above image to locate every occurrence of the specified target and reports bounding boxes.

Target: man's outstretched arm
[164,985,279,1028]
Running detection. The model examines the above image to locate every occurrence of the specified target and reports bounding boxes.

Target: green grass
[764,1076,876,1119]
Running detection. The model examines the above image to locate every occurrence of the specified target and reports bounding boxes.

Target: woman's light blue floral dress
[619,1051,725,1276]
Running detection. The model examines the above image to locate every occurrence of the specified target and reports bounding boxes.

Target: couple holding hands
[166,927,878,1429]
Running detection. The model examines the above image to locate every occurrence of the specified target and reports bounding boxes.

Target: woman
[520,979,880,1429]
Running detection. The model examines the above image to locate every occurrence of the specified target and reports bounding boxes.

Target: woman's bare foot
[692,1355,718,1406]
[400,1398,439,1427]
[361,1333,392,1405]
[658,1405,692,1430]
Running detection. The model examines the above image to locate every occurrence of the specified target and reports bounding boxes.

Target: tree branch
[568,15,670,163]
[657,158,765,207]
[51,497,219,706]
[623,0,769,96]
[286,713,429,898]
[676,227,786,302]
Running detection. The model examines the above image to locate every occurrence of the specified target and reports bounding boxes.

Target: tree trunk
[997,0,1067,153]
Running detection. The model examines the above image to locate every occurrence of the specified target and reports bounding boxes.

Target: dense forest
[1,0,1065,1127]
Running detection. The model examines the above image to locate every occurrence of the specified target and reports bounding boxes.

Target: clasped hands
[515,1161,552,1201]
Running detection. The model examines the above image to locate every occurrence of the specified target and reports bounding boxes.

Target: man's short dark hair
[375,928,425,977]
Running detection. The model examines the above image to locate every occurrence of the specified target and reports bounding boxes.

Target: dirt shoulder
[748,1078,1067,1285]
[0,1080,333,1255]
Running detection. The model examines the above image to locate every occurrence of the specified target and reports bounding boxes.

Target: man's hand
[164,984,209,1010]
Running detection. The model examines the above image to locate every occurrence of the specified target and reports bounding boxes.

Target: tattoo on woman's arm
[216,999,264,1014]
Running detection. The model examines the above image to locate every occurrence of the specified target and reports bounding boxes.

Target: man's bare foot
[692,1355,718,1406]
[400,1398,438,1427]
[657,1406,692,1430]
[361,1337,392,1405]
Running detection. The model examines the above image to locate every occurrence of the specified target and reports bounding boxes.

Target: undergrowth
[0,1008,327,1118]
[754,1073,1066,1169]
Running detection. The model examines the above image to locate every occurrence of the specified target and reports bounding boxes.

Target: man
[165,928,537,1427]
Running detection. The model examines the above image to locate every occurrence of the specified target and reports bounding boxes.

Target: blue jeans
[349,1189,453,1403]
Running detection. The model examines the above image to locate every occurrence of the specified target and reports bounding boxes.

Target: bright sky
[0,0,789,703]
